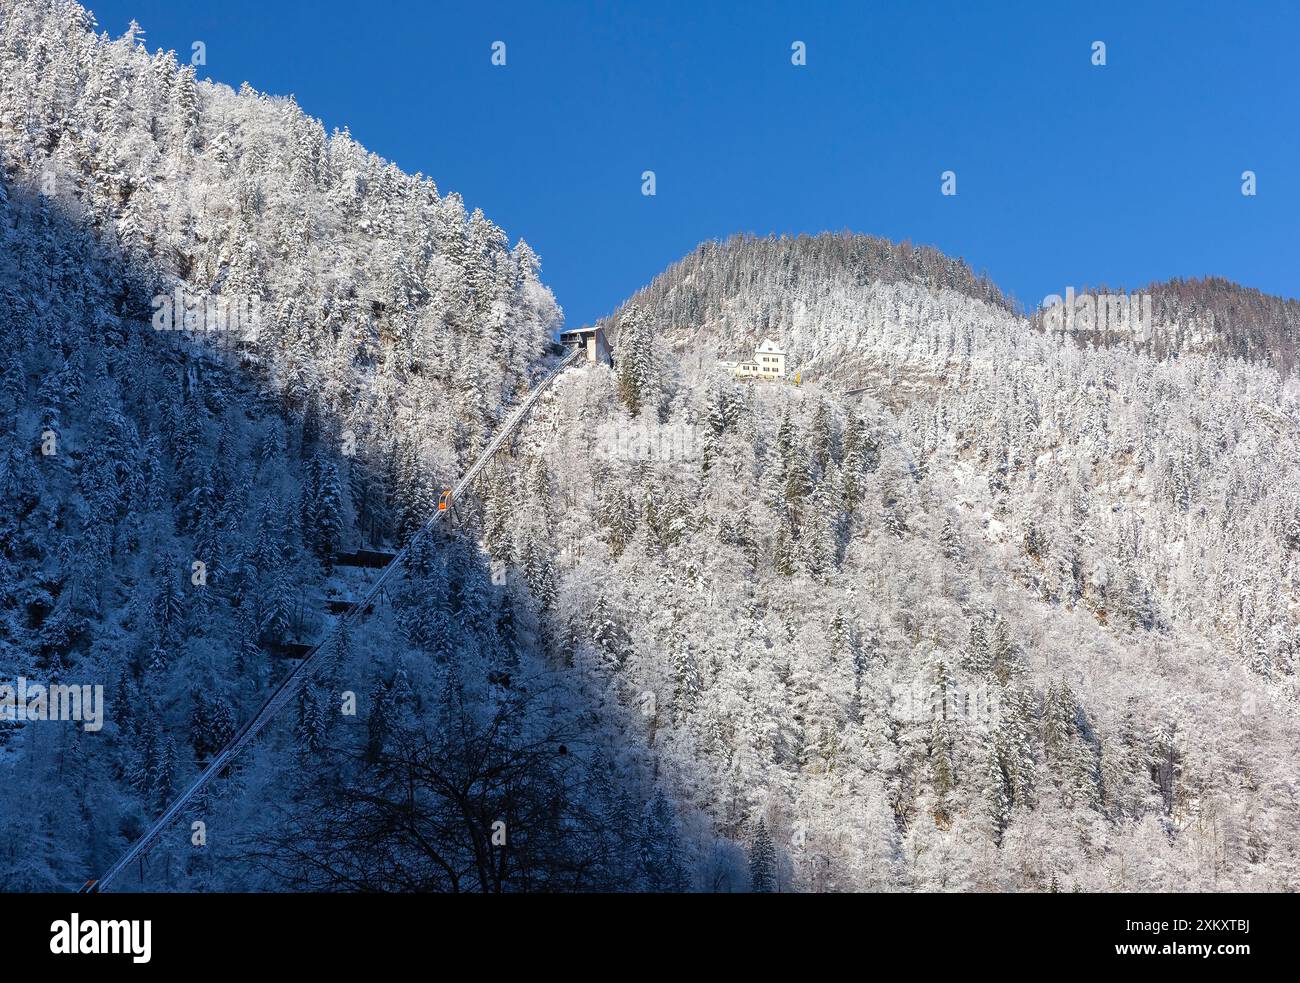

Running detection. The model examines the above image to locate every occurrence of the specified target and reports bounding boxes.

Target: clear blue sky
[89,0,1299,325]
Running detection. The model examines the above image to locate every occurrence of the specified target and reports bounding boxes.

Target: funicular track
[80,347,583,892]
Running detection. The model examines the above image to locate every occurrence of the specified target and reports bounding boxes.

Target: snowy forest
[2,0,1300,893]
[0,0,686,891]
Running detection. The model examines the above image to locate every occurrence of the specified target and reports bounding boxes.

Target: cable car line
[79,346,583,893]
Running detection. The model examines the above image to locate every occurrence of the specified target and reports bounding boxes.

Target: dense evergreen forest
[496,235,1300,889]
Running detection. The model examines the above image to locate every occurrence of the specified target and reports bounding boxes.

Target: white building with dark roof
[721,337,787,380]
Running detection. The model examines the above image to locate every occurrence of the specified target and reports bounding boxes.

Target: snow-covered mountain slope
[0,0,685,892]
[487,234,1300,890]
[608,233,1013,379]
[4,0,1299,894]
[619,233,1300,387]
[2,0,565,471]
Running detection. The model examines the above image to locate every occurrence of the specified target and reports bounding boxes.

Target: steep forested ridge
[0,0,686,891]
